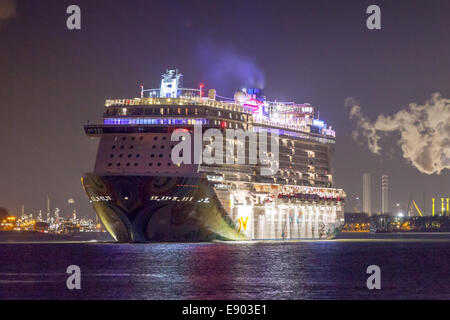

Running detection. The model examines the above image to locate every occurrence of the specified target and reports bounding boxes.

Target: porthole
[157,163,161,166]
[122,137,126,141]
[131,137,135,141]
[128,154,132,158]
[153,136,158,141]
[112,146,116,150]
[126,163,130,167]
[161,145,165,149]
[120,146,124,150]
[119,154,123,158]
[150,154,155,158]
[130,145,134,149]
[117,163,121,167]
[108,163,112,167]
[167,163,171,166]
[136,154,140,158]
[134,163,138,167]
[139,136,143,140]
[110,154,114,158]
[148,163,153,166]
[152,145,156,149]
[159,154,163,158]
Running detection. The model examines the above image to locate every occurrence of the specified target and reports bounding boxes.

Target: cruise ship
[82,69,346,242]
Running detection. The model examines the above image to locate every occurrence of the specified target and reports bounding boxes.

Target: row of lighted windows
[105,107,247,121]
[104,118,243,130]
[104,118,208,125]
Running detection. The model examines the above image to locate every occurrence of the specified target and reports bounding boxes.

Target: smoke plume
[196,40,265,91]
[348,93,450,175]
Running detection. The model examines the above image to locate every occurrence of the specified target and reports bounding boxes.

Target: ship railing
[105,97,253,115]
[144,88,202,98]
[199,165,255,175]
[251,117,311,133]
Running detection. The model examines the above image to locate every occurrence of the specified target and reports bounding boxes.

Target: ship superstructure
[82,69,345,242]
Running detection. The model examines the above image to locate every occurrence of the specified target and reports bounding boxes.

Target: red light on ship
[199,83,204,97]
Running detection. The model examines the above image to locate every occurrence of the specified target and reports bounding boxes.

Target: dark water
[0,241,449,299]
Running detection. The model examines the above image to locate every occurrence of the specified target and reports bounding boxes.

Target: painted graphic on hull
[82,174,245,242]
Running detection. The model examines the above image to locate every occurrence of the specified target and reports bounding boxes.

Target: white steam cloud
[348,93,450,175]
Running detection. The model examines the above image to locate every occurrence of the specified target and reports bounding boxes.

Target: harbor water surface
[0,241,449,299]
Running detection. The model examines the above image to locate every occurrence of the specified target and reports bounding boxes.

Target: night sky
[0,0,449,218]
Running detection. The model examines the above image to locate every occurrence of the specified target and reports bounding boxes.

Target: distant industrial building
[382,174,389,214]
[363,173,371,216]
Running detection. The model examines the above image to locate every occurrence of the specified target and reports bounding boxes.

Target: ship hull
[82,174,246,242]
[82,174,343,242]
